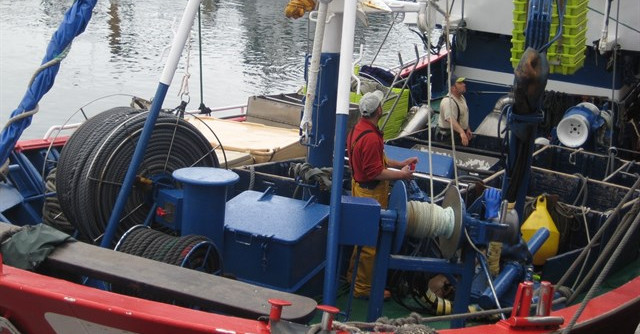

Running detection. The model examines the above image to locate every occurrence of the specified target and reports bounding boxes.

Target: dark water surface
[1,0,423,139]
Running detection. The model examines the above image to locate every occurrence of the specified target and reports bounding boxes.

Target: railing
[41,103,250,141]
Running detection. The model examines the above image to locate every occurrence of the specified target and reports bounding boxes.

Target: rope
[567,199,640,305]
[177,31,192,104]
[42,168,74,234]
[248,165,255,190]
[571,206,591,290]
[562,200,640,333]
[289,162,332,190]
[556,176,640,288]
[406,201,455,239]
[442,0,460,187]
[2,105,39,130]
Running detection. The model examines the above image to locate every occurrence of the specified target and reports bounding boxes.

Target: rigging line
[426,2,435,204]
[197,6,205,107]
[370,14,397,67]
[162,115,181,172]
[556,176,640,288]
[567,200,638,304]
[343,297,568,327]
[443,0,459,187]
[464,228,506,320]
[587,6,640,33]
[562,201,640,333]
[571,206,592,290]
[1,46,69,131]
[608,0,621,148]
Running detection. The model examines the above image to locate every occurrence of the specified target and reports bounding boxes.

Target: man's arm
[374,165,414,181]
[445,117,470,146]
[387,157,418,169]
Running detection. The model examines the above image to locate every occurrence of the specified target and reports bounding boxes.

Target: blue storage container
[384,144,455,178]
[223,190,329,292]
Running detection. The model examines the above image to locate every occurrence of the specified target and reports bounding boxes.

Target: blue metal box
[384,144,455,178]
[223,190,329,292]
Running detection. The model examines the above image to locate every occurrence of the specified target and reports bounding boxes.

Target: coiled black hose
[56,107,218,244]
[42,168,74,234]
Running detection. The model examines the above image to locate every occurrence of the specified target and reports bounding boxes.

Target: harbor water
[1,0,425,139]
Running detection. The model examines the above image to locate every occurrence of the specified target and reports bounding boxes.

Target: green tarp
[0,224,74,270]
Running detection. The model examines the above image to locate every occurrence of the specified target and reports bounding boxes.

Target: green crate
[556,35,587,53]
[513,0,528,12]
[550,17,587,37]
[511,38,526,51]
[513,19,527,31]
[552,0,589,17]
[514,10,528,21]
[548,46,586,65]
[552,8,588,25]
[550,54,585,75]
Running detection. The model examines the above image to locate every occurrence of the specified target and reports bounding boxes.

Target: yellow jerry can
[521,195,560,265]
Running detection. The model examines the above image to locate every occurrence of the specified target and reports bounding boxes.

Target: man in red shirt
[347,90,418,298]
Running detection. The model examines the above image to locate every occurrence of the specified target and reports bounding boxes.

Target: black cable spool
[57,107,133,231]
[116,225,222,275]
[56,107,219,244]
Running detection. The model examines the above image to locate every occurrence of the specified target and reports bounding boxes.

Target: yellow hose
[284,0,316,19]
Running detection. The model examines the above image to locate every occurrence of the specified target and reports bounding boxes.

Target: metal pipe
[323,0,357,306]
[300,0,330,143]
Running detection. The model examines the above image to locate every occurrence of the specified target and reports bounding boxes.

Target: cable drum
[406,201,455,239]
[116,225,222,273]
[56,107,218,244]
[56,107,133,228]
[114,225,222,300]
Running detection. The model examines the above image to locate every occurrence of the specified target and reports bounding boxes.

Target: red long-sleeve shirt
[348,118,384,183]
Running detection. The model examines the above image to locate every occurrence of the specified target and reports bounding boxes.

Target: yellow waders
[347,157,389,297]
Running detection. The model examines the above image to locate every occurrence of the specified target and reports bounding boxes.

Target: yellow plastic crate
[514,0,528,12]
[513,19,527,31]
[550,17,587,37]
[514,10,528,21]
[556,35,587,52]
[511,38,526,50]
[550,54,585,75]
[548,46,586,64]
[552,0,589,17]
[551,8,588,25]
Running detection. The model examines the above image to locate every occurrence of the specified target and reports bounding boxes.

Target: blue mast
[100,0,203,247]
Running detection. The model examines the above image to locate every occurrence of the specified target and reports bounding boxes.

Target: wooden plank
[0,222,317,323]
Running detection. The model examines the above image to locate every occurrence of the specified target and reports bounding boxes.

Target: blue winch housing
[223,190,329,293]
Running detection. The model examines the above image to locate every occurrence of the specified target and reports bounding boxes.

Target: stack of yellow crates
[511,0,589,75]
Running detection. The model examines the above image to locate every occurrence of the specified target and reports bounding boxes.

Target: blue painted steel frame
[307,53,340,170]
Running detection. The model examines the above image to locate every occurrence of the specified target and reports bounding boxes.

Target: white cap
[359,90,384,117]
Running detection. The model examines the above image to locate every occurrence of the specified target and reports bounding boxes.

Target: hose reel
[116,225,222,274]
[56,107,219,244]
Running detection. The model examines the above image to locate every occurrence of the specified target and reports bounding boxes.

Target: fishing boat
[1,0,639,333]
